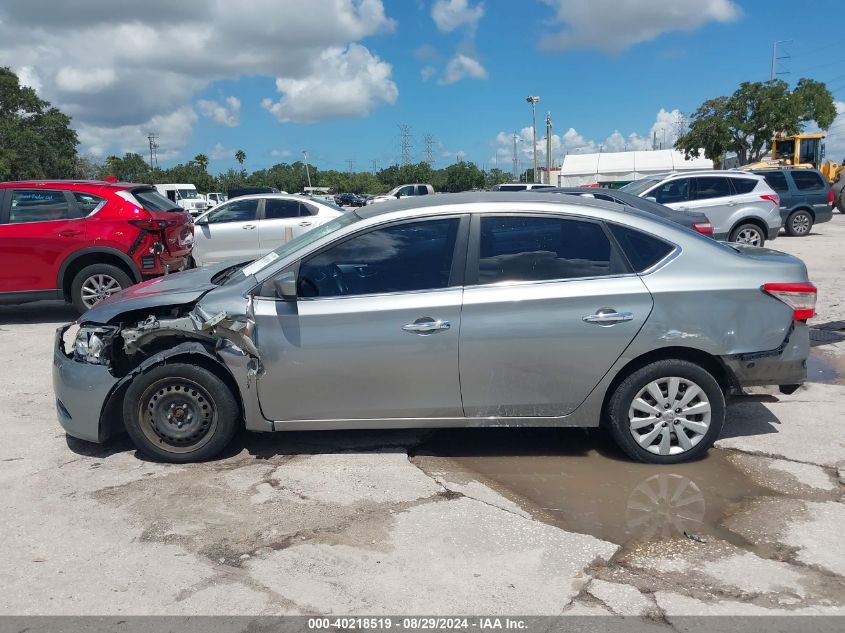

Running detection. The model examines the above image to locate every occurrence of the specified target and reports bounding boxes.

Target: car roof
[0,179,151,191]
[657,170,765,180]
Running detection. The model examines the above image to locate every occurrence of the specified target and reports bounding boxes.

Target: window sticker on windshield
[241,252,279,277]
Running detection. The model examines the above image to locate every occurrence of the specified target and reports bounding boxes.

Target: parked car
[228,187,283,199]
[537,187,714,236]
[54,192,814,465]
[750,168,834,237]
[334,192,367,207]
[204,192,227,208]
[620,171,781,246]
[154,183,208,217]
[366,184,434,204]
[491,183,557,191]
[190,194,343,267]
[0,180,193,313]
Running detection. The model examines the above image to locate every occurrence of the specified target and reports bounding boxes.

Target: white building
[555,149,713,187]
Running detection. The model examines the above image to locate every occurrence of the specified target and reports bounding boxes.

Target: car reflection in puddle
[413,428,767,546]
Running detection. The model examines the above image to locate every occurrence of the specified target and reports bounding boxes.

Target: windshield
[226,211,362,284]
[620,178,662,196]
[177,189,199,199]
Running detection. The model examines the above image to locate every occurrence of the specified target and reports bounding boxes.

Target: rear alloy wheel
[70,263,133,313]
[729,223,765,247]
[123,363,239,463]
[607,359,725,464]
[785,210,813,237]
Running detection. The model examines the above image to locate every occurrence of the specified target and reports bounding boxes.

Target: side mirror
[645,196,657,203]
[395,192,401,199]
[273,271,298,301]
[195,216,208,225]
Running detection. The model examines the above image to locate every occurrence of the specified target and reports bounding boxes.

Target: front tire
[606,359,725,464]
[729,223,765,247]
[785,210,813,237]
[70,263,133,313]
[122,363,240,463]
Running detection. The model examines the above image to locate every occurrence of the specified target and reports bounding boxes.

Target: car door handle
[242,224,256,230]
[402,318,451,335]
[676,206,688,210]
[299,221,312,227]
[59,229,82,237]
[583,310,634,326]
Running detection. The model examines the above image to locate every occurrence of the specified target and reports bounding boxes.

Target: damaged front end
[53,295,269,445]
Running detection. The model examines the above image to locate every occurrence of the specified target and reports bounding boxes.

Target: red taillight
[128,219,177,230]
[762,282,817,321]
[692,222,713,236]
[828,189,834,206]
[760,193,780,205]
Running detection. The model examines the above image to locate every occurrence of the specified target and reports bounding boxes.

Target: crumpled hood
[80,261,239,323]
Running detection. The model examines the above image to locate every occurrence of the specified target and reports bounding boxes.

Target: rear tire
[729,223,765,247]
[784,210,813,237]
[606,359,725,464]
[70,263,133,314]
[122,363,240,463]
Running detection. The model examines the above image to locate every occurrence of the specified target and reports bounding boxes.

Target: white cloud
[77,106,197,160]
[413,43,439,61]
[491,108,687,168]
[17,66,42,92]
[432,0,484,33]
[55,67,116,94]
[808,101,845,164]
[261,44,397,123]
[440,53,487,85]
[197,96,241,127]
[421,66,436,81]
[270,149,293,158]
[539,0,740,53]
[208,143,237,161]
[0,0,396,157]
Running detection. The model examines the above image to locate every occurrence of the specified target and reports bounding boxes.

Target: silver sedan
[53,193,815,464]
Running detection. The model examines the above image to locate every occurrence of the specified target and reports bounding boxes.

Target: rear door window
[755,172,788,193]
[205,199,259,224]
[133,188,181,211]
[648,179,689,204]
[264,199,301,219]
[791,171,825,191]
[416,185,429,196]
[73,192,107,215]
[691,177,732,200]
[8,190,71,223]
[476,216,626,284]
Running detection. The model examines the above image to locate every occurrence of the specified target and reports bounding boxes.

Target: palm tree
[235,150,246,167]
[194,153,208,171]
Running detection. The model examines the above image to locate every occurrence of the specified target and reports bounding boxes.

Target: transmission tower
[347,159,355,173]
[423,134,435,165]
[398,124,412,165]
[147,133,159,169]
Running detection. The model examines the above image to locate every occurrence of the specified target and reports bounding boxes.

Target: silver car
[621,171,782,246]
[53,193,814,464]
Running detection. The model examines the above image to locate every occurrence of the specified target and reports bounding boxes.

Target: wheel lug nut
[675,408,681,413]
[664,403,671,409]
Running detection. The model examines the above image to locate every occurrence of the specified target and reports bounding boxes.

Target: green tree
[100,153,150,182]
[0,67,78,180]
[194,153,209,171]
[235,149,246,167]
[675,79,837,166]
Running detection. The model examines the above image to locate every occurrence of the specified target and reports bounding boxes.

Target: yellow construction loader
[746,133,845,212]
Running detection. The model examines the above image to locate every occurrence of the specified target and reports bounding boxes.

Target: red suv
[0,180,194,313]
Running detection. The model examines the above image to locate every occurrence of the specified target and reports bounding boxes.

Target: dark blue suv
[751,168,834,236]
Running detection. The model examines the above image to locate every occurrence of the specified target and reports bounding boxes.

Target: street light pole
[302,150,312,189]
[526,96,540,183]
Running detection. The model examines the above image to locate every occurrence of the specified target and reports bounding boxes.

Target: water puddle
[807,352,839,383]
[412,428,770,547]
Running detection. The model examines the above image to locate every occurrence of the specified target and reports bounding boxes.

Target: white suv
[621,171,781,246]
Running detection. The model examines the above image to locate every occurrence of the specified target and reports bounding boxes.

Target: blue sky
[4,1,844,171]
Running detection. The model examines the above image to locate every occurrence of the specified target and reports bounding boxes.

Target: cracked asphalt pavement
[2,220,845,619]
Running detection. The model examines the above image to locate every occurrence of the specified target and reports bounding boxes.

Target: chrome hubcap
[735,228,762,246]
[138,378,218,454]
[792,214,810,234]
[628,377,711,455]
[80,274,122,308]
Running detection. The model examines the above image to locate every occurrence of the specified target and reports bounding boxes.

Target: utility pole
[347,159,354,173]
[545,112,553,182]
[511,132,520,180]
[302,150,312,188]
[423,134,434,165]
[770,40,792,81]
[398,124,412,165]
[147,133,159,169]
[526,95,540,182]
[371,159,378,174]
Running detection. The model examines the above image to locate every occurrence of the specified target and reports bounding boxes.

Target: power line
[398,124,412,165]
